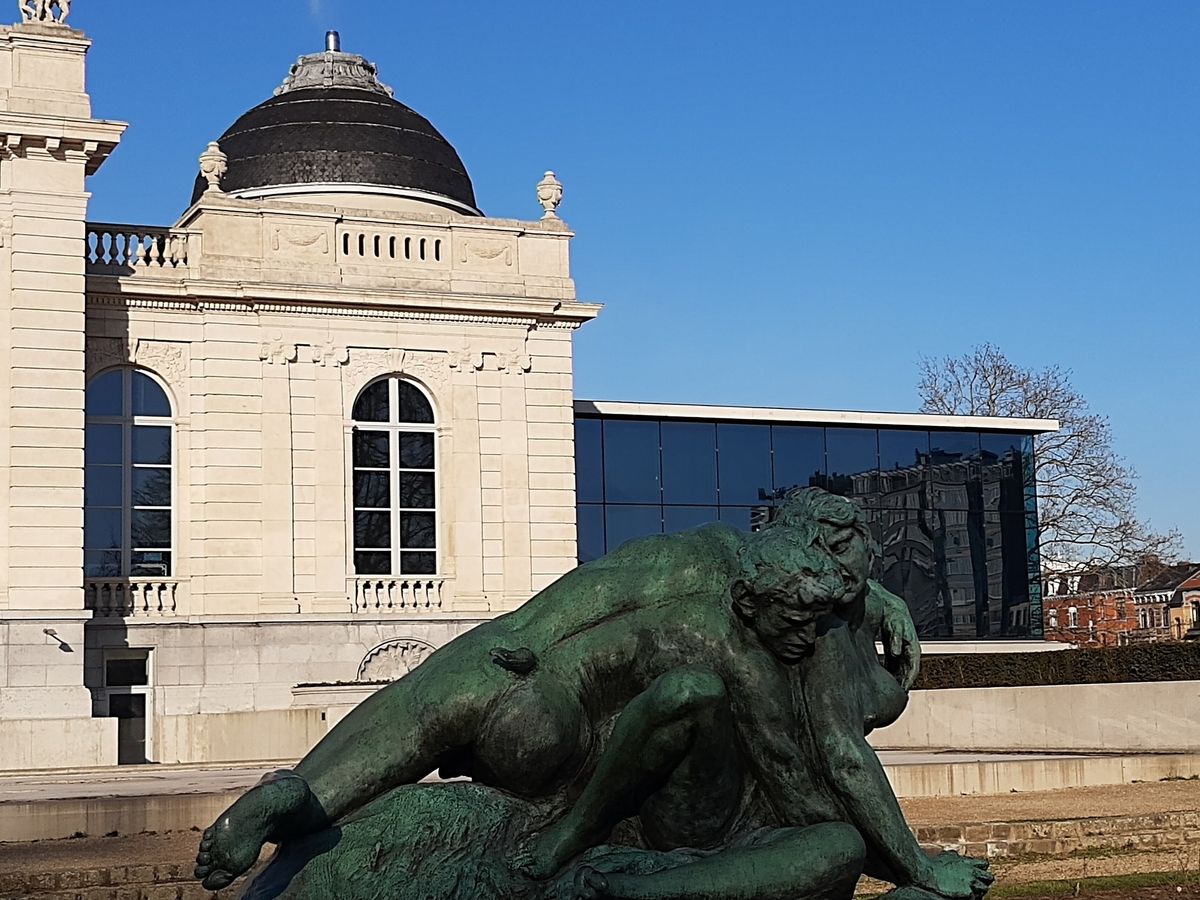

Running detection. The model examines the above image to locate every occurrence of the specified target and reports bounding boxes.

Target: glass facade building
[575,406,1044,640]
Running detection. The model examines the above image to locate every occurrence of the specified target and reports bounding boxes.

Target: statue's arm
[801,650,934,889]
[864,581,921,692]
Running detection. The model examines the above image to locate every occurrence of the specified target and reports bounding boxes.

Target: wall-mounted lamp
[43,628,74,653]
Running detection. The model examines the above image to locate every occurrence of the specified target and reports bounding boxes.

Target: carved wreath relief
[357,639,435,682]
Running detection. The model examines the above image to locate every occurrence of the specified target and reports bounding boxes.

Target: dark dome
[192,46,478,213]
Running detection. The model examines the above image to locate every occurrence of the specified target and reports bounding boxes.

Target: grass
[987,871,1198,898]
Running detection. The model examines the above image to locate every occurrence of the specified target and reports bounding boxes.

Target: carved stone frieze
[260,332,299,366]
[86,337,134,379]
[85,337,189,403]
[342,347,450,411]
[309,341,349,367]
[357,638,435,682]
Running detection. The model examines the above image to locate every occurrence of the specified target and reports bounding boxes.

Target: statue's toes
[201,869,235,891]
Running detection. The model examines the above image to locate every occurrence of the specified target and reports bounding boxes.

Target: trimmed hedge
[913,642,1200,690]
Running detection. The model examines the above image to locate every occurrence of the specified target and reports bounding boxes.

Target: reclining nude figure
[195,488,991,899]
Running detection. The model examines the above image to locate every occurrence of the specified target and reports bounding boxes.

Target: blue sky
[75,2,1198,553]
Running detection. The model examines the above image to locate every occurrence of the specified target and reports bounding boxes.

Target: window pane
[85,508,123,550]
[876,509,942,639]
[85,465,122,507]
[399,380,434,424]
[574,418,604,504]
[400,512,436,549]
[661,422,717,505]
[772,426,824,495]
[131,550,171,577]
[605,504,662,550]
[131,510,171,548]
[400,551,437,575]
[86,371,123,417]
[717,424,771,506]
[86,424,122,464]
[85,550,121,578]
[664,505,719,533]
[353,380,389,422]
[355,511,391,548]
[930,430,980,461]
[826,428,879,502]
[354,471,390,508]
[355,551,391,575]
[718,506,753,532]
[878,429,929,471]
[106,658,148,687]
[132,426,171,465]
[132,372,171,417]
[132,468,171,508]
[353,430,389,468]
[602,419,661,504]
[399,472,434,509]
[399,433,435,470]
[578,504,605,563]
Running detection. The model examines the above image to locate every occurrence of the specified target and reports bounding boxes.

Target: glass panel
[399,472,435,509]
[929,433,980,511]
[716,424,772,506]
[399,380,434,424]
[354,471,390,508]
[400,512,436,549]
[85,424,122,465]
[353,430,390,468]
[108,691,147,713]
[661,422,717,505]
[354,550,391,575]
[131,468,171,508]
[578,504,605,563]
[399,433,435,470]
[131,550,171,577]
[878,429,929,471]
[826,427,879,503]
[877,429,929,509]
[718,506,753,532]
[574,418,604,504]
[84,550,121,578]
[353,379,390,422]
[354,511,391,548]
[85,508,122,550]
[85,465,122,507]
[772,426,825,495]
[664,505,719,533]
[400,551,437,575]
[980,432,1029,513]
[876,509,942,639]
[132,372,171,417]
[929,430,980,461]
[602,419,661,504]
[131,510,171,548]
[85,370,123,417]
[132,426,171,465]
[605,504,662,550]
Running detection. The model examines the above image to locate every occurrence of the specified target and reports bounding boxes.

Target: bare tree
[917,343,1180,570]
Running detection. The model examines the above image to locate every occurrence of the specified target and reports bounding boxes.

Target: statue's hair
[733,517,844,622]
[767,487,877,564]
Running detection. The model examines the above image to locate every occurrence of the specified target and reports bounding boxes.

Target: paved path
[0,751,1105,804]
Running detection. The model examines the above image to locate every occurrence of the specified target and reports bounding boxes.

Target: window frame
[84,367,175,579]
[350,376,439,577]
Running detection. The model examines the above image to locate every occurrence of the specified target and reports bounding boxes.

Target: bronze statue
[196,488,992,900]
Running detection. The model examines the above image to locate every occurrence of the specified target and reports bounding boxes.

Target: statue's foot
[193,769,312,890]
[510,818,587,880]
[574,866,611,900]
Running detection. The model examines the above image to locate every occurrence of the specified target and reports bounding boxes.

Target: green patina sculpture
[195,488,993,900]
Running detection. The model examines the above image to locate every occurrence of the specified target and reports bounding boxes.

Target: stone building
[0,12,1058,770]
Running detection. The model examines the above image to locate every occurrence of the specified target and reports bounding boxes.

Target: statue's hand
[879,590,921,692]
[914,851,993,899]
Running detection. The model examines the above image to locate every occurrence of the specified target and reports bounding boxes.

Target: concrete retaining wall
[873,681,1200,752]
[0,717,117,770]
[154,708,325,765]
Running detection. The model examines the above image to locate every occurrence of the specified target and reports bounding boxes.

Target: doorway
[102,649,153,765]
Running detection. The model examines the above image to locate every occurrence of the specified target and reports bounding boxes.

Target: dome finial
[325,31,340,52]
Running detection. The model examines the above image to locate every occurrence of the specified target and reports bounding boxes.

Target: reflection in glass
[878,429,929,471]
[354,551,390,575]
[603,420,660,503]
[717,424,771,506]
[132,468,171,508]
[353,380,389,422]
[399,381,434,424]
[85,509,122,550]
[86,465,122,507]
[132,426,171,465]
[131,551,171,577]
[399,433,435,470]
[574,418,604,503]
[354,471,390,508]
[86,371,122,417]
[930,430,980,460]
[772,426,824,494]
[400,512,436,549]
[400,551,437,575]
[353,431,389,468]
[85,424,122,465]
[578,504,605,563]
[85,550,121,578]
[718,506,753,532]
[605,504,661,551]
[131,510,171,548]
[132,372,171,417]
[664,505,719,533]
[400,473,435,509]
[354,511,391,548]
[661,422,717,505]
[826,428,879,503]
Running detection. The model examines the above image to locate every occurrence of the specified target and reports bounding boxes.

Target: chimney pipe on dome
[326,31,341,52]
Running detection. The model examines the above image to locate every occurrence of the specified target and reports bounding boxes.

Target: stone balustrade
[349,577,447,613]
[85,578,183,616]
[86,223,193,273]
[337,226,448,267]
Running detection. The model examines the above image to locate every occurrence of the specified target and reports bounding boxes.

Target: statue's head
[732,527,844,662]
[766,487,874,605]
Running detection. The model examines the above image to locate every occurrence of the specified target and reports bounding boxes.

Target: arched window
[85,368,173,578]
[351,377,437,576]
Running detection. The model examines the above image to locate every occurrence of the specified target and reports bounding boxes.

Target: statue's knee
[809,822,867,871]
[651,667,727,718]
